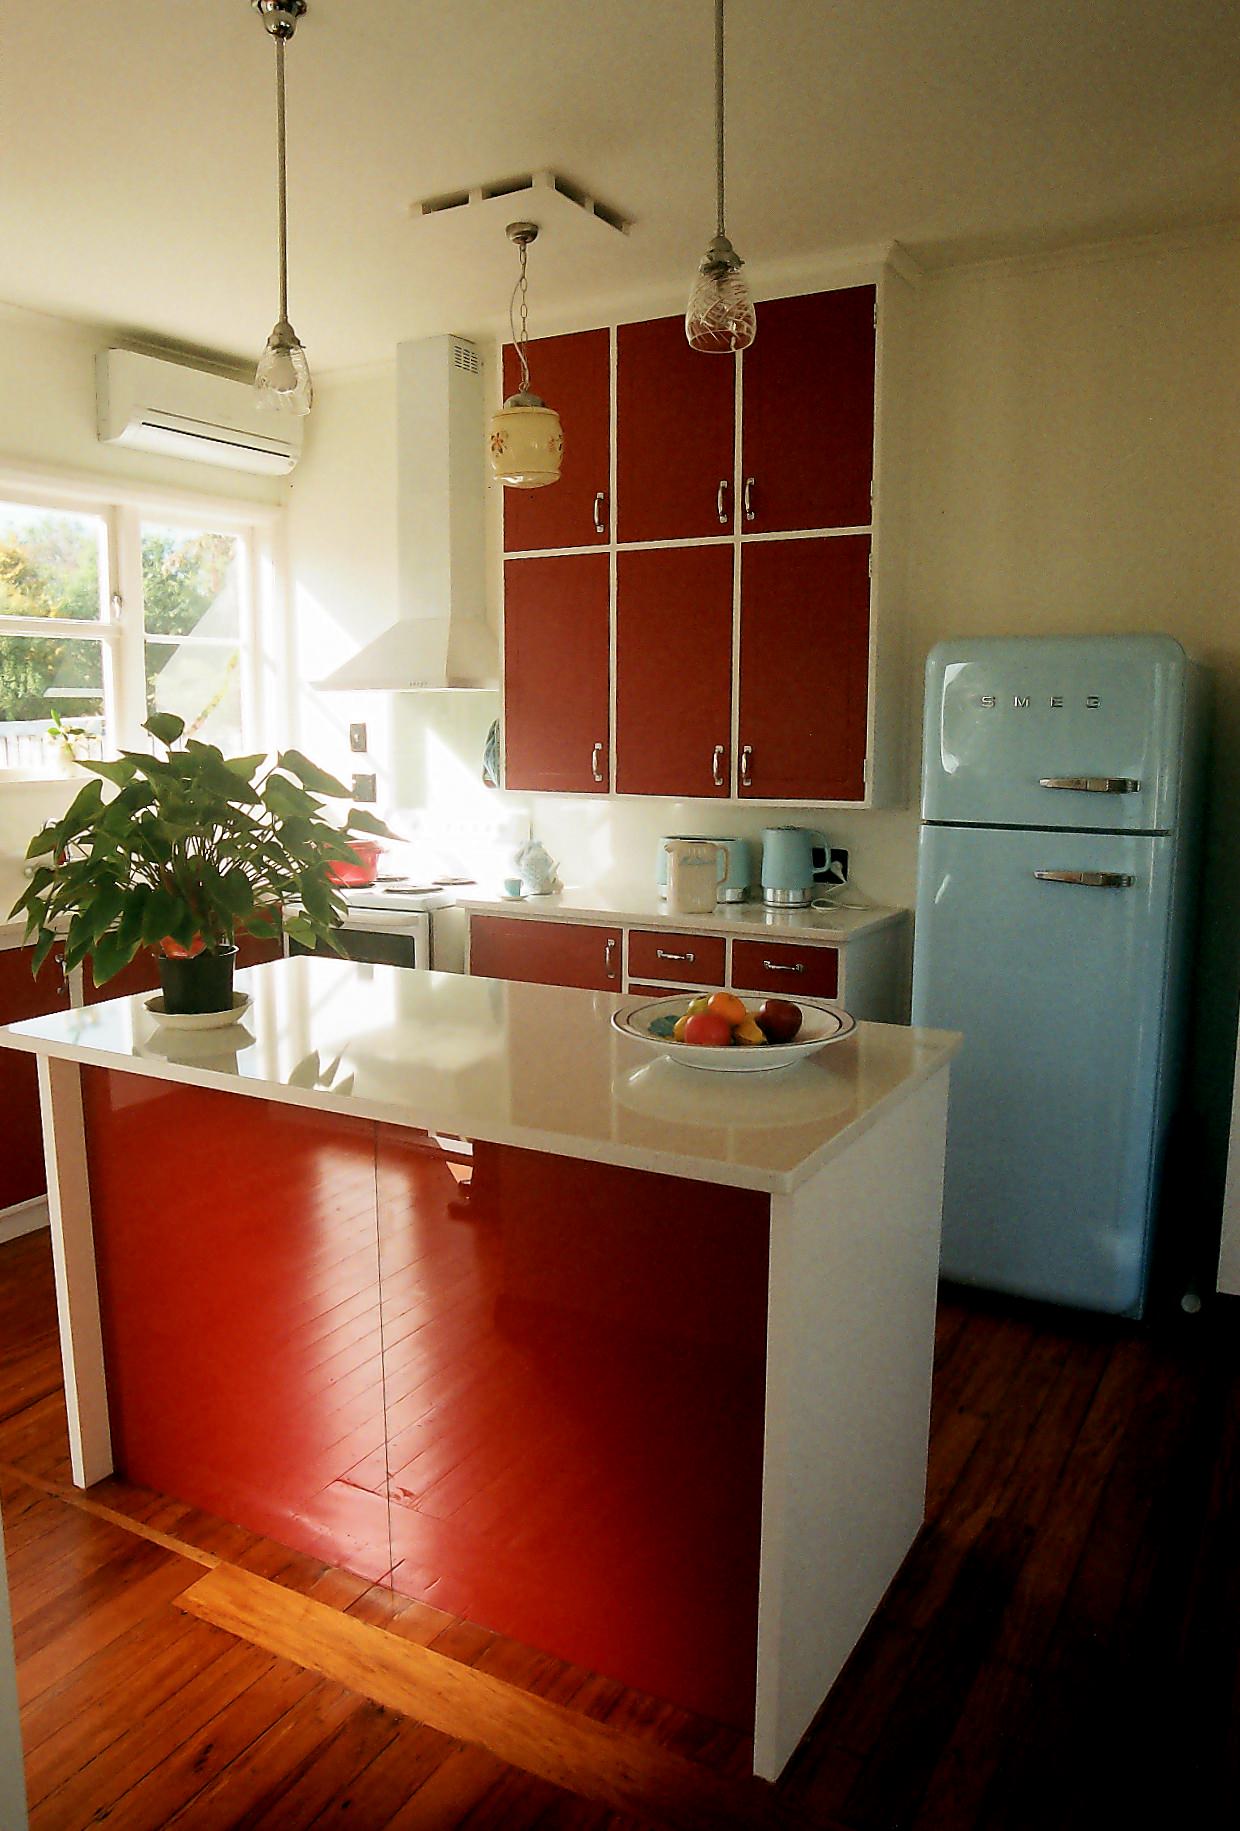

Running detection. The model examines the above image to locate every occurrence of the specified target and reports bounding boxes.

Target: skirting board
[0,1196,49,1245]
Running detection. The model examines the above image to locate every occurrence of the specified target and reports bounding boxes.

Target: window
[0,476,281,775]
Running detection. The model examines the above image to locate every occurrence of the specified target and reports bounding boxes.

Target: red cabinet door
[740,286,876,533]
[502,328,610,553]
[615,545,733,797]
[616,316,735,542]
[737,536,871,802]
[504,552,611,793]
[83,951,161,1004]
[469,916,622,992]
[0,943,69,1210]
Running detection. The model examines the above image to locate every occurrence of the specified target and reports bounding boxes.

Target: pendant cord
[715,0,725,239]
[509,242,532,395]
[276,34,289,324]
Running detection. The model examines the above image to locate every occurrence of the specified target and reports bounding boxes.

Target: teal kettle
[760,827,832,907]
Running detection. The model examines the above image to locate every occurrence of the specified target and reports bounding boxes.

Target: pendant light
[685,0,756,353]
[489,223,563,490]
[252,0,313,415]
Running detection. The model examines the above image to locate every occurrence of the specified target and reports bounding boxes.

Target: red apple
[683,1010,733,1048]
[756,998,803,1043]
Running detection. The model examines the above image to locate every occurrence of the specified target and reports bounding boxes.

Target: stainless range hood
[315,335,498,692]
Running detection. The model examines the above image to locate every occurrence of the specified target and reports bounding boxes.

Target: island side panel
[37,1056,112,1487]
[377,1133,771,1732]
[754,1064,951,1780]
[78,1068,394,1580]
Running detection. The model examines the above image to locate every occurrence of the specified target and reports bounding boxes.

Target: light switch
[351,772,377,803]
[349,722,368,753]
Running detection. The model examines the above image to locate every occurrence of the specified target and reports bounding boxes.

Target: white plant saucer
[144,991,251,1032]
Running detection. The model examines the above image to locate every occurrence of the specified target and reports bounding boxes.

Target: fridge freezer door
[920,635,1188,832]
[912,825,1174,1315]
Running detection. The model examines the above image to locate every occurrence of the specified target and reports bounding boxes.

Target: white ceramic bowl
[610,995,856,1073]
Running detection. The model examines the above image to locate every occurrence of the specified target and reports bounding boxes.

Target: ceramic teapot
[514,839,559,896]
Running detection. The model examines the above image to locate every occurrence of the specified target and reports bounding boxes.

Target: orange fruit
[707,991,747,1027]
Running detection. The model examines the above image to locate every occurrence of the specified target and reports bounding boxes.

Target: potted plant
[10,712,389,1015]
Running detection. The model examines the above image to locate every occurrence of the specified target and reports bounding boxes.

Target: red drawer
[628,930,726,986]
[730,939,839,999]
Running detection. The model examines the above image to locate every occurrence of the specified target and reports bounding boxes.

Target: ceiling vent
[409,169,631,237]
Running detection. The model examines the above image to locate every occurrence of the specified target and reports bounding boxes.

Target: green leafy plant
[10,712,388,984]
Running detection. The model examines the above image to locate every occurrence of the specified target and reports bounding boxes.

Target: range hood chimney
[315,335,498,691]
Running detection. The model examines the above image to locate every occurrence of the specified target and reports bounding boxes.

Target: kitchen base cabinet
[503,553,611,793]
[0,944,67,1213]
[468,914,622,992]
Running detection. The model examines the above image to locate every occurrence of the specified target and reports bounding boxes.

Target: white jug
[664,840,727,915]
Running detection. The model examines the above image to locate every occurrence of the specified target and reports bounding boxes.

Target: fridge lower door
[912,825,1174,1315]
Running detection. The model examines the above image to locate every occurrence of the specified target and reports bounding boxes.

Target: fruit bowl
[611,995,856,1073]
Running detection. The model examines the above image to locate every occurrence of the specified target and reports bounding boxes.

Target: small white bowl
[611,995,855,1073]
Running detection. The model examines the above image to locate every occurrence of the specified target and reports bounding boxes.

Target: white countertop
[459,886,905,944]
[0,957,956,1197]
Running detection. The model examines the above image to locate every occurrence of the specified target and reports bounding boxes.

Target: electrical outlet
[827,847,849,883]
[351,772,377,803]
[348,722,368,753]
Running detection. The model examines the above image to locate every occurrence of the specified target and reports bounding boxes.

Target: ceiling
[3,0,1236,373]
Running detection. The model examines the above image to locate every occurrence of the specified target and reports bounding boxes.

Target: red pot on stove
[326,838,382,888]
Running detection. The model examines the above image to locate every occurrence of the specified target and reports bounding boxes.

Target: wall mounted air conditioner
[95,348,303,476]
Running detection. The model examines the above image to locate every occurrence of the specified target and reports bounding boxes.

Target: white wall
[286,224,1240,1208]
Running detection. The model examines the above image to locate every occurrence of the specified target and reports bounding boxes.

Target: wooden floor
[2,1227,1238,1829]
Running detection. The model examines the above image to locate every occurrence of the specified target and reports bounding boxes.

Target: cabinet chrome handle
[593,491,606,535]
[1033,870,1135,889]
[716,479,729,525]
[763,959,805,973]
[605,936,619,979]
[743,476,756,521]
[740,743,753,787]
[711,742,726,788]
[591,741,605,783]
[656,948,695,963]
[1039,776,1141,795]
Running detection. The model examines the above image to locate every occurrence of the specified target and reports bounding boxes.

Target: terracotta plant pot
[157,945,238,1016]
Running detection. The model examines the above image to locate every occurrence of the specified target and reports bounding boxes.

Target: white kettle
[664,839,727,915]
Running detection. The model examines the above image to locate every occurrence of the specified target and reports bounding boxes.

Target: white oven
[287,903,433,969]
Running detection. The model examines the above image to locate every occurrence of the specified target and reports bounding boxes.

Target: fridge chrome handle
[1033,870,1135,889]
[1039,776,1141,795]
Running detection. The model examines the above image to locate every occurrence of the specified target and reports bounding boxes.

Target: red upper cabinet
[504,552,611,793]
[737,536,871,802]
[615,546,734,797]
[740,287,876,534]
[616,317,736,543]
[502,329,610,553]
[0,942,68,1211]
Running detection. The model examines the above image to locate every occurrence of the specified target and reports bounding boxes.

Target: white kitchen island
[0,956,957,1780]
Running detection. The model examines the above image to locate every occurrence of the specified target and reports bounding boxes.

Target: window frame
[0,461,288,780]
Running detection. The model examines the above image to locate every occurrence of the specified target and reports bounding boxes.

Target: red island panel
[80,1070,770,1729]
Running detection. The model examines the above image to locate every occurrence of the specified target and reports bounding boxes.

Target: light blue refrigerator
[911,635,1206,1317]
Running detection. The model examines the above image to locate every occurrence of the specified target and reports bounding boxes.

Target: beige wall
[290,225,1240,1205]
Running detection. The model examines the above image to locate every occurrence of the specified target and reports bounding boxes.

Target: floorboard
[1,1232,1239,1828]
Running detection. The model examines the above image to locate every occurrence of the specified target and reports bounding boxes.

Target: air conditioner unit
[95,348,303,476]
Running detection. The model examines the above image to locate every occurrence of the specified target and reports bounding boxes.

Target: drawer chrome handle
[1040,776,1141,795]
[656,948,695,963]
[763,958,805,973]
[740,743,753,787]
[591,740,605,783]
[711,742,726,788]
[605,936,619,979]
[716,479,729,525]
[743,476,756,521]
[1033,870,1135,889]
[593,491,607,535]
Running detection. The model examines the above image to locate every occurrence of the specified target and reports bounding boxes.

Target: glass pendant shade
[686,236,757,352]
[255,320,313,414]
[489,392,563,489]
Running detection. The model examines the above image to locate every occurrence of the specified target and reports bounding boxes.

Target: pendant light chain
[509,240,532,396]
[714,0,726,239]
[275,33,289,323]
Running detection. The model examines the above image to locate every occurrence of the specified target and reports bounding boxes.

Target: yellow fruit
[673,1013,691,1043]
[686,995,711,1017]
[707,991,748,1027]
[733,1016,766,1046]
